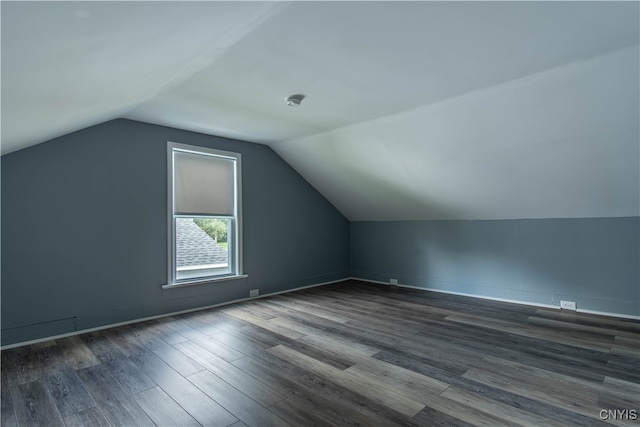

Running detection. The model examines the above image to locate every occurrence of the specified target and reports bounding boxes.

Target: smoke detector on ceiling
[286,94,305,107]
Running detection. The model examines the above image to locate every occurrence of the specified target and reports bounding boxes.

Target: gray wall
[350,218,639,317]
[1,119,350,345]
[3,118,637,346]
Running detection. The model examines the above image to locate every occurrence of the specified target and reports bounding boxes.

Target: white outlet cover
[249,289,259,297]
[560,300,577,310]
[390,279,398,285]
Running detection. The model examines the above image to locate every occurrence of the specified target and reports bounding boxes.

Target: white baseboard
[349,277,640,320]
[4,275,636,350]
[1,277,349,350]
[575,308,640,320]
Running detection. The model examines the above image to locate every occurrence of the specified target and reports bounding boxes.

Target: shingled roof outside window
[176,218,229,279]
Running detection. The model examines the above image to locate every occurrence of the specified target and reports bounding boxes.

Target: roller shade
[173,150,235,216]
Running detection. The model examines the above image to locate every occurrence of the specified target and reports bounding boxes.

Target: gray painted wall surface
[350,218,639,316]
[1,119,350,345]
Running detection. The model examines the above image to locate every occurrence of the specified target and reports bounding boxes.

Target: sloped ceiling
[2,1,638,220]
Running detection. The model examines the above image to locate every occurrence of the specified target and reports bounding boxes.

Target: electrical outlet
[249,289,259,298]
[560,300,576,310]
[390,278,398,285]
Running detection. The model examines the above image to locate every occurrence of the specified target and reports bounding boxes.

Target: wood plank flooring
[2,280,639,426]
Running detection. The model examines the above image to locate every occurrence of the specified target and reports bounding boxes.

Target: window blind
[173,150,235,216]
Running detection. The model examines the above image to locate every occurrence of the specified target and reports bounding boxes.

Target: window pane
[168,142,242,285]
[175,217,231,281]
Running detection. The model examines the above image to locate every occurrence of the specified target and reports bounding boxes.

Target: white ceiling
[2,1,639,220]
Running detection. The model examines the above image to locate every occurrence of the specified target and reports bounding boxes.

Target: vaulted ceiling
[2,1,638,220]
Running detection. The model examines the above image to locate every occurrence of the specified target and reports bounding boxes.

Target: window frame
[165,141,245,288]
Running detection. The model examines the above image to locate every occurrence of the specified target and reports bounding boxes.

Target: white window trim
[165,141,245,288]
[162,274,248,290]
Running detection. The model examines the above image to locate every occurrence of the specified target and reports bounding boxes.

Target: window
[167,142,244,286]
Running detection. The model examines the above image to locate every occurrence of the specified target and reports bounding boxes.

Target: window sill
[162,274,248,290]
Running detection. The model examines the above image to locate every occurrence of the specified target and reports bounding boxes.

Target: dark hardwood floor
[2,280,639,426]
